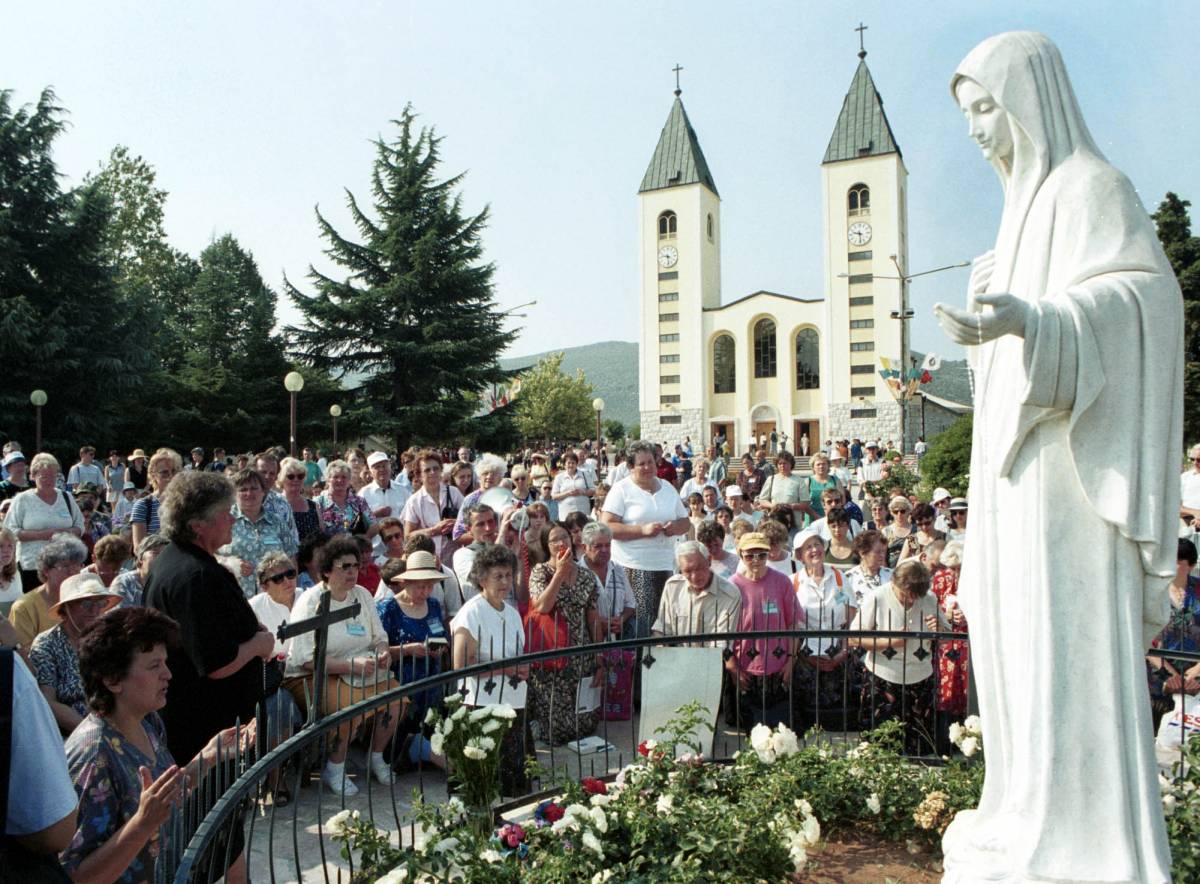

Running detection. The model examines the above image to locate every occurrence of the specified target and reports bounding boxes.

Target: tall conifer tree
[1152,192,1200,443]
[286,106,509,451]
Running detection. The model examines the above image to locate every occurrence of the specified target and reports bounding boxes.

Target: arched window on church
[795,328,820,390]
[753,319,777,379]
[848,184,870,216]
[713,334,735,394]
[658,211,677,239]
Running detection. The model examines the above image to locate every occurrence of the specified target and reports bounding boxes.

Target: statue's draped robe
[941,32,1180,884]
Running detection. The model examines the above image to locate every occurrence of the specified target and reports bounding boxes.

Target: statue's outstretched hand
[967,249,995,312]
[935,293,1030,346]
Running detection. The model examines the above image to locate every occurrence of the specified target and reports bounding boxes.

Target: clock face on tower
[657,245,679,268]
[847,222,872,246]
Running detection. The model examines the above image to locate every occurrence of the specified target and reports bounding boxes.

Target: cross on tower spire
[855,22,868,59]
[672,63,683,97]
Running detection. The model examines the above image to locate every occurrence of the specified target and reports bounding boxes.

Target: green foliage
[1162,734,1200,881]
[602,419,625,441]
[0,89,150,456]
[1152,192,1200,444]
[863,461,922,501]
[512,352,595,444]
[287,105,510,452]
[918,414,972,498]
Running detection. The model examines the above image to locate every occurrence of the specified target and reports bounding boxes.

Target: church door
[753,421,776,451]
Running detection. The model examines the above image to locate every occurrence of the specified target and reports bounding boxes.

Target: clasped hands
[934,249,1031,346]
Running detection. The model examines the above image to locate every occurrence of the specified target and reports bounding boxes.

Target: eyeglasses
[154,469,176,478]
[264,568,297,585]
[334,561,360,572]
[285,473,305,480]
[741,551,768,561]
[382,532,402,542]
[890,509,908,515]
[73,597,111,614]
[916,518,935,527]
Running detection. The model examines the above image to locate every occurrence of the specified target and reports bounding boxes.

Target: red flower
[637,740,652,757]
[538,801,564,823]
[581,777,608,796]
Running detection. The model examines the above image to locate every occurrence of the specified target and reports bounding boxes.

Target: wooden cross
[278,591,363,725]
[673,63,684,95]
[856,22,868,57]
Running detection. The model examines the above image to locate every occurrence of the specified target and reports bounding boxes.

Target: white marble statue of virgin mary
[935,32,1182,883]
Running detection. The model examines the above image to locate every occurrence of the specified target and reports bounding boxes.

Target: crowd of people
[3,432,1197,881]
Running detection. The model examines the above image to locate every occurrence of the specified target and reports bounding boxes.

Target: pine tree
[286,106,510,452]
[1151,192,1200,443]
[0,89,148,454]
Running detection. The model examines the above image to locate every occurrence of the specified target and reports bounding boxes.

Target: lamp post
[283,372,305,457]
[329,404,342,445]
[592,397,605,452]
[30,390,47,452]
[839,256,968,453]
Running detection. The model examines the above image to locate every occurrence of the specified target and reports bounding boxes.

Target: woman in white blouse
[791,529,857,731]
[600,440,689,637]
[550,450,594,518]
[285,534,401,796]
[5,453,84,591]
[450,543,530,794]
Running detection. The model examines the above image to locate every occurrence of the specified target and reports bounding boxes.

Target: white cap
[367,451,390,468]
[725,485,744,498]
[932,487,952,504]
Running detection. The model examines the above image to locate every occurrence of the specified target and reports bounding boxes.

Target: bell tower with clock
[820,41,909,443]
[637,81,721,444]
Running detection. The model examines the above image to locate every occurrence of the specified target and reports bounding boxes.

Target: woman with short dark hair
[64,606,249,884]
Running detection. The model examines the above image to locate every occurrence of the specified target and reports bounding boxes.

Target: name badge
[345,621,366,637]
[762,600,780,615]
[428,620,445,635]
[261,535,282,547]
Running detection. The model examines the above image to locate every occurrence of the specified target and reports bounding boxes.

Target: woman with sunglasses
[248,551,303,804]
[285,534,400,796]
[279,456,321,542]
[881,496,915,569]
[130,449,182,548]
[895,502,946,567]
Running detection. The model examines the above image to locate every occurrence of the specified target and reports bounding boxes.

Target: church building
[637,47,910,451]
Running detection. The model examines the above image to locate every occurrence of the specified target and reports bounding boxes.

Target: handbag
[523,608,571,671]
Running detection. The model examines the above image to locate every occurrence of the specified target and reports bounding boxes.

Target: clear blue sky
[3,1,1196,363]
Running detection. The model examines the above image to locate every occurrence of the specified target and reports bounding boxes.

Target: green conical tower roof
[822,58,901,164]
[639,96,719,196]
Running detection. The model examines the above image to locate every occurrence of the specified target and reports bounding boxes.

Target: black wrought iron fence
[159,604,1200,884]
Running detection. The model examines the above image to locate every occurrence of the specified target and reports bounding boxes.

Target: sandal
[273,785,292,807]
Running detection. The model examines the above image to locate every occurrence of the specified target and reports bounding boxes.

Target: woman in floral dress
[315,460,377,538]
[931,540,969,720]
[526,524,600,744]
[63,607,247,884]
[1146,538,1200,731]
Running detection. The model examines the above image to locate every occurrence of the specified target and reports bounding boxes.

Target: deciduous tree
[513,353,595,444]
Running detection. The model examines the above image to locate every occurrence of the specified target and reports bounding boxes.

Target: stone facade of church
[637,51,912,452]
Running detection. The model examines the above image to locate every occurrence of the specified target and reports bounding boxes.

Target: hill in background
[500,341,973,435]
[500,341,640,428]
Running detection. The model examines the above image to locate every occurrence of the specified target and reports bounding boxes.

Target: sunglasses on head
[264,568,297,585]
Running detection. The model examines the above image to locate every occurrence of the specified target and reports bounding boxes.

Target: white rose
[963,714,981,732]
[327,809,353,835]
[590,793,611,807]
[656,794,674,815]
[551,815,579,834]
[948,722,964,745]
[749,723,773,754]
[1163,794,1178,816]
[755,745,778,765]
[801,814,821,845]
[463,746,487,760]
[590,805,609,833]
[582,830,604,857]
[795,798,813,816]
[771,725,800,757]
[960,736,979,758]
[867,794,882,815]
[480,849,503,864]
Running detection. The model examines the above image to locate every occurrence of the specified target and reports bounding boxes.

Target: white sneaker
[370,756,395,785]
[321,765,359,796]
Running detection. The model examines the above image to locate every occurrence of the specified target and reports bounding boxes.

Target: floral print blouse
[218,506,299,598]
[314,491,374,537]
[61,713,177,883]
[30,623,87,717]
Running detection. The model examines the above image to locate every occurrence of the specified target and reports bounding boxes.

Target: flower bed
[330,705,1200,882]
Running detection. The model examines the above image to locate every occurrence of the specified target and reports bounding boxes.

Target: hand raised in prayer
[935,292,1030,346]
